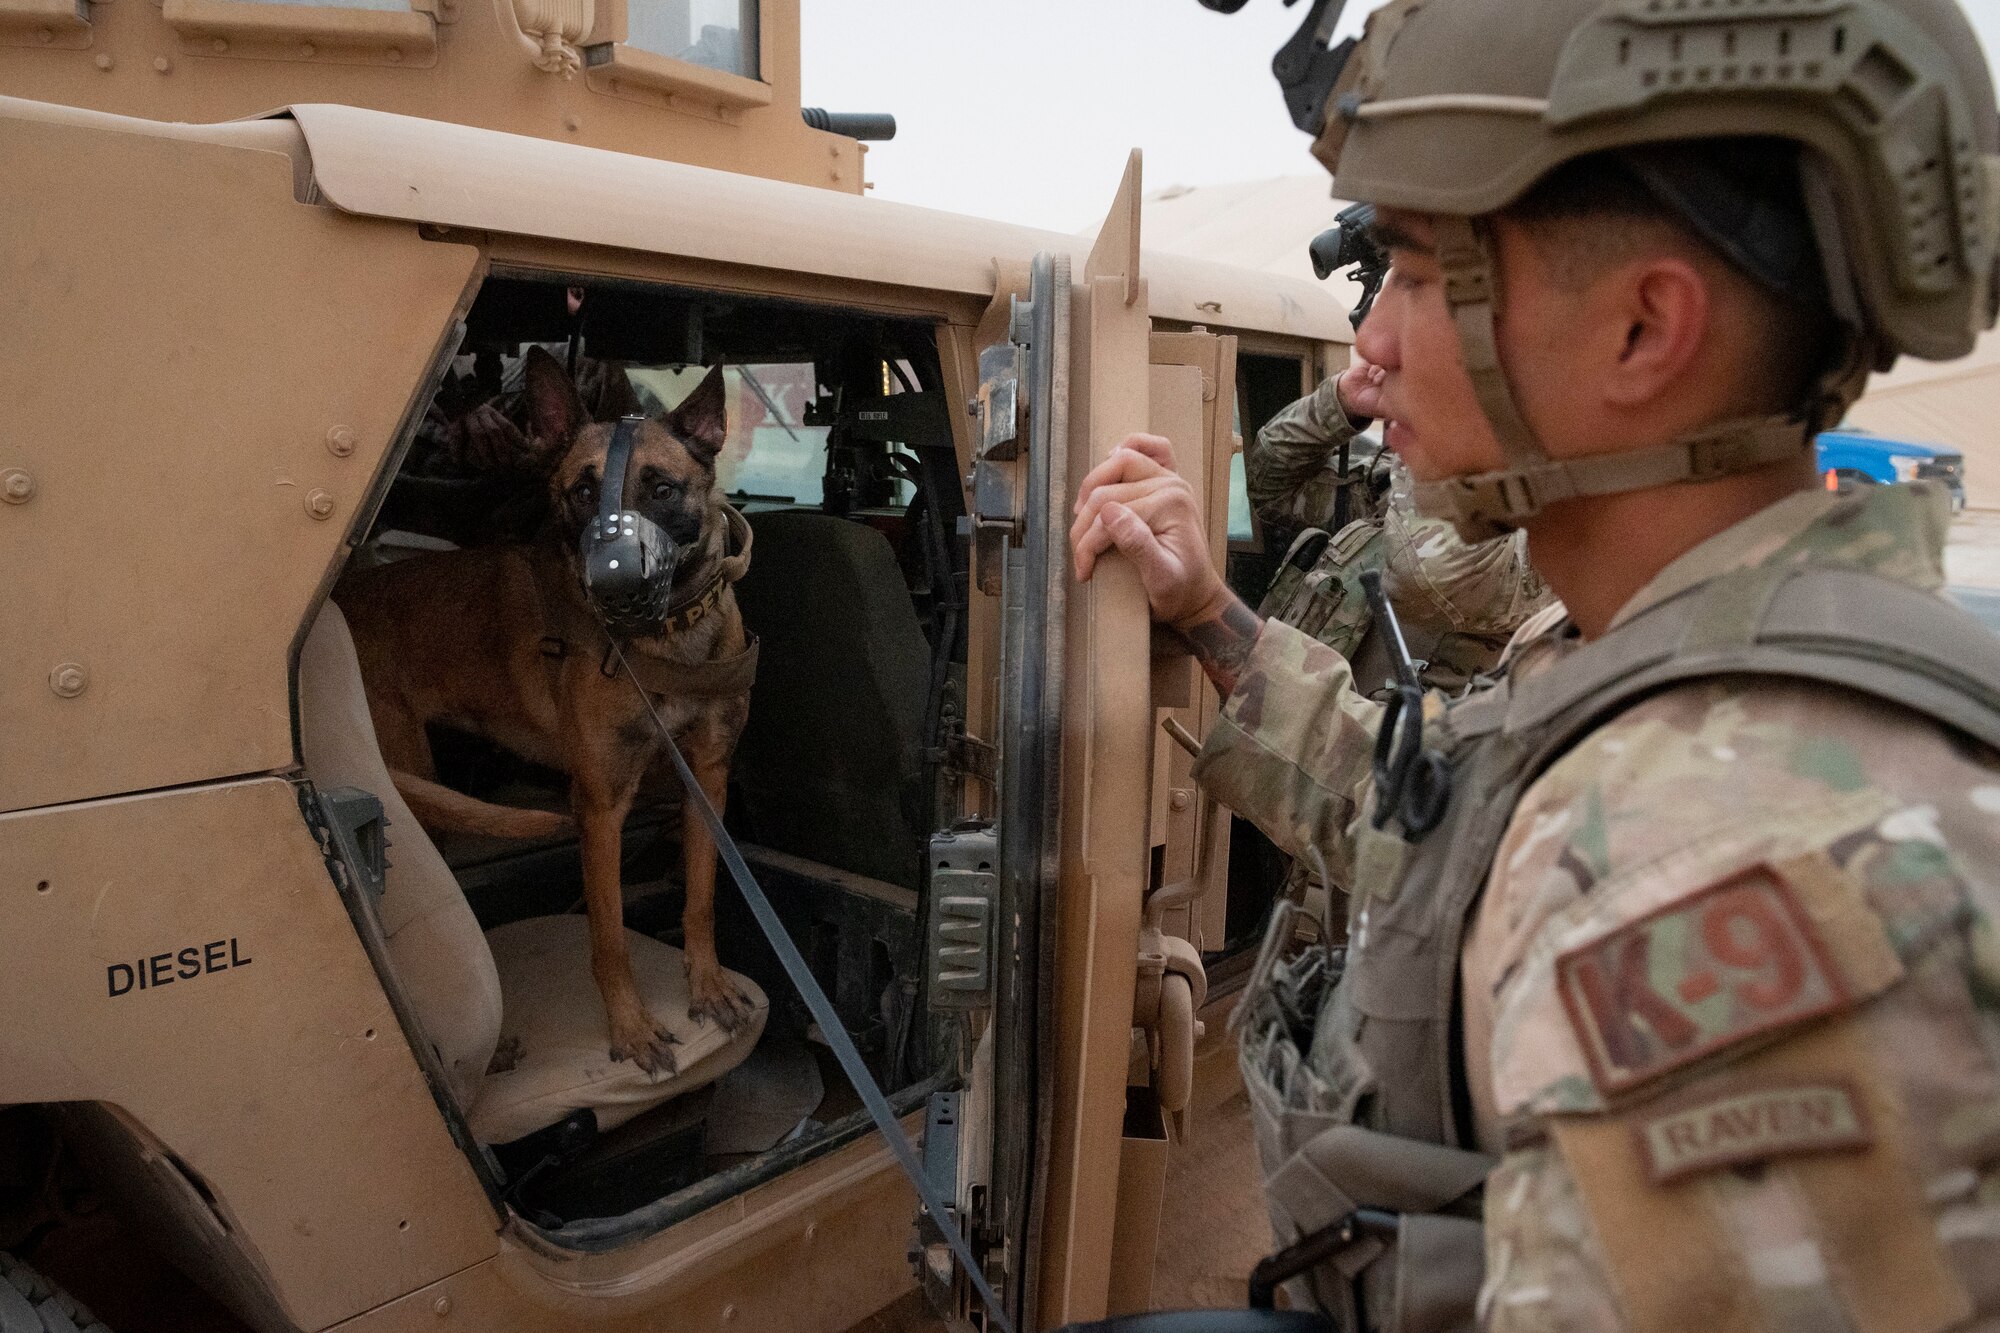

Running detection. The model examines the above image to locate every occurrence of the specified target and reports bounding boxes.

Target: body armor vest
[1242,561,2000,1333]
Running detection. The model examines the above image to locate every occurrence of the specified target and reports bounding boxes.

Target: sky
[801,0,2000,234]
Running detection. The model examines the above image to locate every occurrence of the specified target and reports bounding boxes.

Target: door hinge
[968,298,1042,594]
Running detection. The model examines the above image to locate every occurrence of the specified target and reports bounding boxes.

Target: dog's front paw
[607,1006,681,1077]
[688,964,754,1034]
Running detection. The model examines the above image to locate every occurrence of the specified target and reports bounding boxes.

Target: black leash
[611,643,1015,1333]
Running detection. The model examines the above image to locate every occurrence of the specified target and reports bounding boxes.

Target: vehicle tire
[0,1252,113,1333]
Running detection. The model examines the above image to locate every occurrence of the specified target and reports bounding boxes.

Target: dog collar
[660,574,725,633]
[657,504,753,633]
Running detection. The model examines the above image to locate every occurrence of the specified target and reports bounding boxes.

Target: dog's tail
[389,771,577,841]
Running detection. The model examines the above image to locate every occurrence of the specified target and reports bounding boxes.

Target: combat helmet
[1294,0,2000,539]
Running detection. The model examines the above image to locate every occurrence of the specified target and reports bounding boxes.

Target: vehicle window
[1228,451,1253,544]
[1230,352,1313,557]
[628,363,828,504]
[624,0,758,77]
[1225,393,1254,543]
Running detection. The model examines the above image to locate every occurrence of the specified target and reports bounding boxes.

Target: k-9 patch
[1555,866,1852,1097]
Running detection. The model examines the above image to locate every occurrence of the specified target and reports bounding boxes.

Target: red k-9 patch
[1555,866,1849,1097]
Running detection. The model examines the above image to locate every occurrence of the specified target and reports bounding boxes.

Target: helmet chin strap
[1412,214,1850,544]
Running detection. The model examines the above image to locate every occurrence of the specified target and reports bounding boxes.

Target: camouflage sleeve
[1191,618,1382,887]
[1246,377,1366,530]
[1380,501,1555,690]
[1381,507,1550,641]
[1472,678,2000,1331]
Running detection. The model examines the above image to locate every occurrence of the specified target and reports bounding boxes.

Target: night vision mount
[1308,201,1387,329]
[1198,0,1357,136]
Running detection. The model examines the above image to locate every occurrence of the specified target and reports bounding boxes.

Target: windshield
[628,363,828,505]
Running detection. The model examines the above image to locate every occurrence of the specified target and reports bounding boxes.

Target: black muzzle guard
[581,415,680,640]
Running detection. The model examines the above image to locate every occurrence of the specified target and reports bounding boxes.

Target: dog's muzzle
[581,415,679,640]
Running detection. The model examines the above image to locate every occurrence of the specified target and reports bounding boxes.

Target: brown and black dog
[338,346,755,1075]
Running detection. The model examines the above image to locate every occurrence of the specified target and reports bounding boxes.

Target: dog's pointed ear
[589,360,646,423]
[524,345,588,445]
[667,364,729,463]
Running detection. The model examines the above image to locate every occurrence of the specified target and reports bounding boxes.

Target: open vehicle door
[921,152,1239,1332]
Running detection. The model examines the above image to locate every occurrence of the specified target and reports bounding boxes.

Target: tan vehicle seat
[297,602,765,1147]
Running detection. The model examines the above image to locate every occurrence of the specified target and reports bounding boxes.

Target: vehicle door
[928,152,1239,1332]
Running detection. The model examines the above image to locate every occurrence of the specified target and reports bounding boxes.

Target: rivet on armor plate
[306,489,337,520]
[2,470,34,504]
[94,53,112,69]
[432,1295,451,1316]
[153,55,171,71]
[326,425,356,457]
[49,664,86,699]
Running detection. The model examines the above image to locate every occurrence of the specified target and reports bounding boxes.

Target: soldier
[1251,363,1551,694]
[1071,0,2000,1327]
[1250,361,1554,923]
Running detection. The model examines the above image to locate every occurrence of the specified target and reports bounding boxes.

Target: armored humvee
[0,1,1353,1327]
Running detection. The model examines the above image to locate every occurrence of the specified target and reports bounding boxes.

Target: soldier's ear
[524,345,588,445]
[667,364,729,464]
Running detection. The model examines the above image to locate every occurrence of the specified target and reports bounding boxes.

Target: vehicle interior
[296,270,972,1245]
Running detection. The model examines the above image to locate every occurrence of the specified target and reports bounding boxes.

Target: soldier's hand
[1336,356,1387,424]
[1071,433,1228,628]
[446,403,536,474]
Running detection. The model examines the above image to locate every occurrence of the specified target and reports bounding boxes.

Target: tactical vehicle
[0,1,1352,1327]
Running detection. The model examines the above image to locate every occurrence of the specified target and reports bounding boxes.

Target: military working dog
[338,347,757,1076]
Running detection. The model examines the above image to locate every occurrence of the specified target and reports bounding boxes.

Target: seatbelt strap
[612,643,1016,1333]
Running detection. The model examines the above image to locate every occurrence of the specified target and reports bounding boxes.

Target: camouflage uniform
[1247,374,1391,532]
[1250,377,1551,695]
[1248,377,1553,921]
[1200,481,2000,1329]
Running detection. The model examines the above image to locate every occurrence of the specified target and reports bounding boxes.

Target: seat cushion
[469,915,768,1145]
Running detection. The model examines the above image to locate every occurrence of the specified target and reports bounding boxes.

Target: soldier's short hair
[1502,141,1841,414]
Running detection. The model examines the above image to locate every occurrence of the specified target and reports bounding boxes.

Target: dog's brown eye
[570,479,596,504]
[652,480,680,500]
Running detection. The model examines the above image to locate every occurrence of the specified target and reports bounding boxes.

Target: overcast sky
[802,1,2000,234]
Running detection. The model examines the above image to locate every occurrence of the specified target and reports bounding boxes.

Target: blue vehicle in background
[1817,426,1967,511]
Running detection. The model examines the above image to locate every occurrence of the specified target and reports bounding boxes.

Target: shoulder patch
[1555,864,1855,1096]
[1634,1079,1872,1182]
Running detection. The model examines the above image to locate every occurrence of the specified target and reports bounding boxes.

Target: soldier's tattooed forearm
[1178,595,1262,696]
